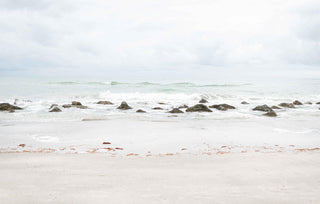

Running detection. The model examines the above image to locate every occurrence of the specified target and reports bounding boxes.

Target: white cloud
[0,0,319,77]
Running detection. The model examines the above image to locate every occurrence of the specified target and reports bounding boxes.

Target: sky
[0,0,319,81]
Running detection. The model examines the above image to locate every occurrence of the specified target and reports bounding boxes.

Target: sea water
[0,76,320,154]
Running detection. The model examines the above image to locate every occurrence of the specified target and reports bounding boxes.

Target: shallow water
[0,76,319,154]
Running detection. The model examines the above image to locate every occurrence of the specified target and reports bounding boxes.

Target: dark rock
[271,106,281,109]
[117,101,132,110]
[18,144,26,147]
[241,101,249,104]
[75,105,88,109]
[209,104,236,111]
[158,102,167,105]
[62,104,72,108]
[49,107,62,112]
[168,108,183,113]
[178,105,189,109]
[168,115,178,117]
[62,103,87,109]
[152,107,163,110]
[0,103,23,111]
[103,142,111,145]
[293,100,303,105]
[97,101,113,105]
[186,104,212,112]
[199,99,208,103]
[279,103,295,108]
[72,101,82,106]
[305,102,312,105]
[316,102,320,104]
[49,104,58,109]
[136,109,146,113]
[252,105,273,112]
[263,110,277,117]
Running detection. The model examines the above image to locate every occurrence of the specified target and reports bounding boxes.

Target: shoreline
[0,152,319,203]
[1,145,320,155]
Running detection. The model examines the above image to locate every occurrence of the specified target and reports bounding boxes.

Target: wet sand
[0,152,319,204]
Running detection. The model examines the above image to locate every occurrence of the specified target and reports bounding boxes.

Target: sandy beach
[0,152,319,204]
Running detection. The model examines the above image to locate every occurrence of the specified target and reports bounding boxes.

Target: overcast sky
[0,0,319,80]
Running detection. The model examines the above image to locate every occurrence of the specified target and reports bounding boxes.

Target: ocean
[0,76,320,154]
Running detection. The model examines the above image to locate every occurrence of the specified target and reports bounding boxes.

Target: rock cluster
[4,98,318,117]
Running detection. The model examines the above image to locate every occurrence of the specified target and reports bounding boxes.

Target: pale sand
[0,152,319,204]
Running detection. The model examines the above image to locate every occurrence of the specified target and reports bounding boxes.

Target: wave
[49,81,108,85]
[49,81,251,87]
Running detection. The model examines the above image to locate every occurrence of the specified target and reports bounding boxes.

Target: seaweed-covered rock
[97,101,113,105]
[279,103,295,108]
[241,101,249,104]
[199,99,208,103]
[62,104,72,108]
[293,100,303,105]
[0,103,23,111]
[62,103,87,109]
[305,101,312,105]
[271,106,281,109]
[49,107,62,112]
[72,101,82,106]
[76,105,88,109]
[178,104,189,109]
[136,109,146,113]
[263,110,277,117]
[252,105,273,112]
[168,108,183,113]
[117,101,132,110]
[186,104,212,112]
[209,104,236,111]
[152,107,163,110]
